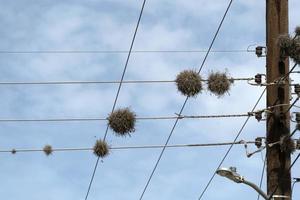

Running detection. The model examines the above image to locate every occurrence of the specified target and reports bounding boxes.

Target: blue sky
[0,0,299,199]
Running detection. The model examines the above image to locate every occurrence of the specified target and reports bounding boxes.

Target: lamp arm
[242,179,270,200]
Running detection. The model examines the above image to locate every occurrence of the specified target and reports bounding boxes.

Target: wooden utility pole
[266,0,291,199]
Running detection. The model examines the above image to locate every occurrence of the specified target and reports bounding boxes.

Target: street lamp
[216,167,269,200]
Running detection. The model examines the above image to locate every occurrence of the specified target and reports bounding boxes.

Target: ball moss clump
[290,38,300,64]
[108,108,136,136]
[93,140,109,158]
[277,34,293,58]
[280,136,296,154]
[11,149,16,154]
[175,70,203,97]
[43,145,53,156]
[207,71,232,97]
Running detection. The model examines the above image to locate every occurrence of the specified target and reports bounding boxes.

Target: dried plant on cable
[279,135,296,154]
[175,70,203,97]
[43,145,53,156]
[108,108,136,136]
[11,149,17,154]
[277,33,300,63]
[93,140,110,158]
[277,34,293,59]
[289,38,300,64]
[207,71,232,97]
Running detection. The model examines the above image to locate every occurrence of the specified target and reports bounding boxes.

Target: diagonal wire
[197,88,266,200]
[285,96,299,114]
[257,153,266,200]
[281,63,297,82]
[84,1,147,199]
[138,1,234,199]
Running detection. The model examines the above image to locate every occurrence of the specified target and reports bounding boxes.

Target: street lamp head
[217,166,270,200]
[216,167,244,183]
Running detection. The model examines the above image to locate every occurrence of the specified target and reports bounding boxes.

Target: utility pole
[266,0,291,199]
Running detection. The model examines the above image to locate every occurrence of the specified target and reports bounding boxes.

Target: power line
[84,0,147,199]
[138,0,235,199]
[0,113,255,123]
[0,77,253,86]
[0,49,250,54]
[0,140,257,153]
[0,80,175,85]
[197,88,266,200]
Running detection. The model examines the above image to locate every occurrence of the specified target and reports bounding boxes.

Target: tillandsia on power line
[43,145,53,156]
[268,137,299,154]
[175,69,237,98]
[108,107,136,136]
[267,125,300,154]
[279,135,297,154]
[277,26,300,64]
[93,140,110,158]
[175,70,203,97]
[207,71,233,97]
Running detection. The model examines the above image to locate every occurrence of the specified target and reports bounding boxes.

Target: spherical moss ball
[175,70,203,97]
[207,71,232,97]
[278,34,293,49]
[108,108,136,136]
[93,140,109,158]
[292,53,300,64]
[295,26,300,36]
[290,38,300,64]
[278,34,293,58]
[43,145,53,156]
[280,136,296,154]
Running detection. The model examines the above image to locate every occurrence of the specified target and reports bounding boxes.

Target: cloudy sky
[0,0,299,200]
